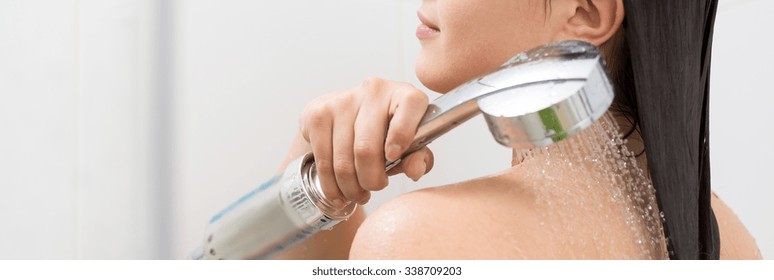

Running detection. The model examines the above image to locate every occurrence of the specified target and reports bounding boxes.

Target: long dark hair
[617,0,720,259]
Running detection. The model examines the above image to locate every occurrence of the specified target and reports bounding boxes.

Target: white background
[1,0,771,259]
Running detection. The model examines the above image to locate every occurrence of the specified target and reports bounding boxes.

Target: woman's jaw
[413,1,553,94]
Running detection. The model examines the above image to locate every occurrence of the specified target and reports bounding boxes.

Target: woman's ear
[549,0,624,46]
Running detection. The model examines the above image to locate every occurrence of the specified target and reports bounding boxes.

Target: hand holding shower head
[193,40,615,259]
[386,40,614,169]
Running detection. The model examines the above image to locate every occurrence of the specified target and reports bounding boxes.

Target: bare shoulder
[349,174,544,259]
[712,193,762,259]
[347,166,654,259]
[349,175,763,260]
[350,160,679,260]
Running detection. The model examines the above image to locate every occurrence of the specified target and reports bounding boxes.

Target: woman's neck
[505,112,668,259]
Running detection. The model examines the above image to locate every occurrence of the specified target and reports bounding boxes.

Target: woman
[274,0,761,259]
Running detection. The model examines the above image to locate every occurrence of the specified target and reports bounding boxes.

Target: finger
[353,78,390,192]
[304,107,346,209]
[385,147,432,176]
[424,146,435,174]
[385,159,406,176]
[401,147,434,181]
[332,108,369,204]
[357,191,372,206]
[384,85,429,162]
[299,96,325,143]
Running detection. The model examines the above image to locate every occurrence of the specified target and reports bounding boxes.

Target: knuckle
[332,157,355,177]
[391,82,425,101]
[302,92,353,123]
[353,140,381,159]
[405,89,429,105]
[360,76,384,90]
[331,90,355,107]
[302,103,330,125]
[389,129,413,145]
[305,113,327,128]
[314,158,334,174]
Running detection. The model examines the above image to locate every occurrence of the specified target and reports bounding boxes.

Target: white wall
[711,0,774,260]
[0,0,167,259]
[0,0,79,259]
[1,0,771,259]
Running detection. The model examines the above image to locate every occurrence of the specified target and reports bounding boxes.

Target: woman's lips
[416,24,440,39]
[417,11,440,40]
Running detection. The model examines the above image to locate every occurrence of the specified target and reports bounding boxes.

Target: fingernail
[411,161,426,182]
[386,144,402,161]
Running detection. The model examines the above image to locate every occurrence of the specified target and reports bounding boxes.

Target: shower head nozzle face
[475,44,615,149]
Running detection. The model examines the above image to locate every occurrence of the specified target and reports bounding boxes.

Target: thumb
[386,147,434,181]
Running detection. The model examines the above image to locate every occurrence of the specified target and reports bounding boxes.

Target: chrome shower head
[476,41,614,149]
[386,40,614,169]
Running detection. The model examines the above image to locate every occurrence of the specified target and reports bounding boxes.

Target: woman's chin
[415,55,492,94]
[415,67,458,94]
